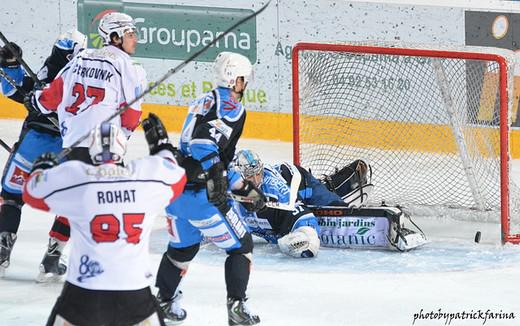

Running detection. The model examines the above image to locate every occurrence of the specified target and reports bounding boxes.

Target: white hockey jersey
[34,45,147,147]
[22,151,186,291]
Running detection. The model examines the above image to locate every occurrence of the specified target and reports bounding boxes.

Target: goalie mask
[88,123,127,165]
[214,52,253,90]
[98,12,138,45]
[235,149,264,187]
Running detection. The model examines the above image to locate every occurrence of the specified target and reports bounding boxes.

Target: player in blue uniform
[152,52,264,326]
[0,31,87,278]
[233,149,373,258]
[233,150,321,258]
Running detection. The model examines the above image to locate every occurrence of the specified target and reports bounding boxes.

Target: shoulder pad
[188,91,215,115]
[214,88,244,121]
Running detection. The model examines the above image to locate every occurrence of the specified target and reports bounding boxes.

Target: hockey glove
[206,161,230,215]
[31,152,58,173]
[0,42,22,68]
[23,91,37,113]
[142,113,182,159]
[232,180,266,212]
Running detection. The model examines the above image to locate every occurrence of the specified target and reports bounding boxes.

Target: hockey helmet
[235,149,264,187]
[57,29,87,51]
[55,29,88,60]
[98,12,137,45]
[214,52,253,89]
[88,122,127,165]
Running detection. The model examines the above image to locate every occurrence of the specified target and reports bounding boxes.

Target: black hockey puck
[474,231,481,243]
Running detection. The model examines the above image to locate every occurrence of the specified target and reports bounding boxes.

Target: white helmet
[56,29,88,58]
[57,29,88,50]
[235,149,264,187]
[88,123,127,165]
[98,12,137,45]
[214,52,253,88]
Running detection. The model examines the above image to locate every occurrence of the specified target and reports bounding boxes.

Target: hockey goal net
[291,42,520,244]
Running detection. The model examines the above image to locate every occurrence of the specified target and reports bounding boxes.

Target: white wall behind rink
[2,0,520,114]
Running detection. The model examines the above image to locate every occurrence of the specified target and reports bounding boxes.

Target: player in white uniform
[30,12,146,156]
[0,31,87,279]
[22,118,186,326]
[24,12,147,280]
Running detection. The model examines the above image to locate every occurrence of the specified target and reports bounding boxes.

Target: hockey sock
[0,200,22,234]
[155,244,199,299]
[225,253,251,300]
[49,216,70,241]
[155,253,185,300]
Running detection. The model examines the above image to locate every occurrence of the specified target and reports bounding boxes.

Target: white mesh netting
[293,42,520,239]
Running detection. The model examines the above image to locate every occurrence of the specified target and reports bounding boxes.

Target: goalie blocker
[311,205,428,251]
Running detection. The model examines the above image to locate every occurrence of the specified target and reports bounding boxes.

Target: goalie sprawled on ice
[232,150,428,257]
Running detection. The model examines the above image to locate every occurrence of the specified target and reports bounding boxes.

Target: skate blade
[164,319,185,326]
[0,266,6,278]
[35,272,64,283]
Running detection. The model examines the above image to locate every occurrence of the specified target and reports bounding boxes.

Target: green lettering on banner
[274,41,292,60]
[77,0,257,63]
[146,80,268,105]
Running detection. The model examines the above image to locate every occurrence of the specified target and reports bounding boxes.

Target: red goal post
[291,41,520,244]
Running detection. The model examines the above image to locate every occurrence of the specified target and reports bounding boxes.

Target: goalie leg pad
[389,214,428,251]
[321,159,372,206]
[278,226,319,258]
[341,184,374,208]
[312,205,428,251]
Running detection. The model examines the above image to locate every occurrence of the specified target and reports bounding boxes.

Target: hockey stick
[55,0,272,161]
[0,138,11,152]
[0,68,59,128]
[0,32,44,88]
[286,164,301,210]
[229,193,295,211]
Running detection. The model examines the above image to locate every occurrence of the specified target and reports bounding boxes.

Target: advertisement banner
[77,0,257,63]
[318,215,390,249]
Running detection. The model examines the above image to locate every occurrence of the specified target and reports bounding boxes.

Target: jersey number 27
[65,82,106,115]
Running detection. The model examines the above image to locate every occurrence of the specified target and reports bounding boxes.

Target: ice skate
[36,238,67,283]
[227,297,260,326]
[0,232,17,277]
[158,290,187,325]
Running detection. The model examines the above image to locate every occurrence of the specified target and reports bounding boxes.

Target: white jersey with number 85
[23,152,186,290]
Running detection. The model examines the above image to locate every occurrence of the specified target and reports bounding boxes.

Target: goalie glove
[31,152,58,173]
[206,161,230,215]
[278,226,320,258]
[232,180,266,212]
[0,42,22,68]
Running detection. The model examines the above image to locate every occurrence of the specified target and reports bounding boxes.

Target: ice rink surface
[0,119,519,326]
